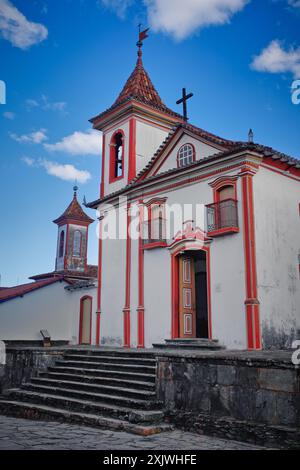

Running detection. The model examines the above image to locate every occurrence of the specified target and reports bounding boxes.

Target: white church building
[87,44,300,351]
[0,188,98,345]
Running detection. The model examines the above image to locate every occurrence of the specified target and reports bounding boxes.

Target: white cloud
[26,96,67,114]
[0,0,48,49]
[22,156,35,166]
[42,160,91,183]
[144,0,249,40]
[288,0,300,8]
[22,156,91,183]
[251,40,300,78]
[44,129,101,156]
[98,0,133,18]
[10,128,48,144]
[26,99,39,109]
[3,111,15,119]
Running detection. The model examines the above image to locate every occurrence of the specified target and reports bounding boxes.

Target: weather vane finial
[73,181,78,197]
[136,24,149,59]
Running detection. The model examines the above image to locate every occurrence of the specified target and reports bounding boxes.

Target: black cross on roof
[176,88,194,122]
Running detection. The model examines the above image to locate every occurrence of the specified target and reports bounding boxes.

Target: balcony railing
[206,199,239,236]
[142,219,167,248]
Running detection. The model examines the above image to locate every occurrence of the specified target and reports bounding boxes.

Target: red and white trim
[96,216,104,345]
[123,203,131,347]
[241,168,261,350]
[128,118,136,183]
[169,234,212,340]
[79,295,93,345]
[137,201,145,348]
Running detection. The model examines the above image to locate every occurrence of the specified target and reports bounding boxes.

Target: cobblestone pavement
[0,416,262,450]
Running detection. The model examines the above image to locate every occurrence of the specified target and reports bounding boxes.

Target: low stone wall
[156,350,300,448]
[0,347,64,393]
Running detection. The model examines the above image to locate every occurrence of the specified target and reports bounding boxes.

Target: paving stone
[0,415,263,450]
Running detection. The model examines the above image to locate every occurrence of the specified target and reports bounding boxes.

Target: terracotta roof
[90,55,183,125]
[53,192,94,225]
[132,122,236,183]
[30,265,98,282]
[86,141,300,209]
[0,278,66,303]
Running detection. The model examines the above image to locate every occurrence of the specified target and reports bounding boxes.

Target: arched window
[110,131,124,181]
[59,231,64,258]
[177,144,195,168]
[217,185,235,202]
[73,230,82,257]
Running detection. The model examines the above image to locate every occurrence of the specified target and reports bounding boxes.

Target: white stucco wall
[135,119,169,174]
[253,167,300,348]
[100,233,126,346]
[144,249,171,347]
[0,282,97,344]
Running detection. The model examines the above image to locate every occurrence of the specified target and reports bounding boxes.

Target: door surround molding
[169,238,212,341]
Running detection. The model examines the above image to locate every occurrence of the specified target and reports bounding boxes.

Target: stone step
[31,377,156,400]
[165,338,219,344]
[0,400,172,435]
[5,390,163,423]
[66,349,157,360]
[39,371,156,391]
[20,383,161,410]
[55,359,156,374]
[63,354,156,366]
[48,366,156,383]
[153,339,224,350]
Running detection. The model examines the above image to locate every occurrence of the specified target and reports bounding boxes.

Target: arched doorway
[169,225,212,340]
[177,250,210,339]
[79,296,92,344]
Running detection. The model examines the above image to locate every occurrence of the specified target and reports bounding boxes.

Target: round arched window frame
[59,230,65,258]
[73,230,82,258]
[177,144,195,168]
[109,129,125,183]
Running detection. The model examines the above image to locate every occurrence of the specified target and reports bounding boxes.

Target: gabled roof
[90,55,183,125]
[133,122,237,182]
[53,190,94,225]
[86,140,300,209]
[0,277,66,304]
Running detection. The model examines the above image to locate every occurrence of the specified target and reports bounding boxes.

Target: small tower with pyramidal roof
[90,27,184,199]
[53,186,94,273]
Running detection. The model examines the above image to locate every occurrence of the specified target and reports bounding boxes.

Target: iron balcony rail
[206,198,239,233]
[142,219,166,245]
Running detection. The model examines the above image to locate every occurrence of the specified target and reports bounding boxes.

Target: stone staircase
[0,349,172,435]
[153,338,224,350]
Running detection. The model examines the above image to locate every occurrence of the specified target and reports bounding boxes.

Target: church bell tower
[53,186,94,273]
[89,30,184,199]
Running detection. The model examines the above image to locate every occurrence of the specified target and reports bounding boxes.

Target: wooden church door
[179,256,196,338]
[79,296,92,344]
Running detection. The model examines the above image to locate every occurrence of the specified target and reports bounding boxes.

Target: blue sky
[0,0,300,286]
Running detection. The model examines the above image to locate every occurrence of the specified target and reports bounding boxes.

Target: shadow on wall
[101,336,122,347]
[262,320,299,350]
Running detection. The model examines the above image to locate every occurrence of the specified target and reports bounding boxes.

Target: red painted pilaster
[100,134,106,199]
[241,169,261,350]
[137,201,145,348]
[128,118,136,183]
[123,203,131,347]
[96,216,103,345]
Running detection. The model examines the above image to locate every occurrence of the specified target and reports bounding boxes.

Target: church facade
[87,45,300,350]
